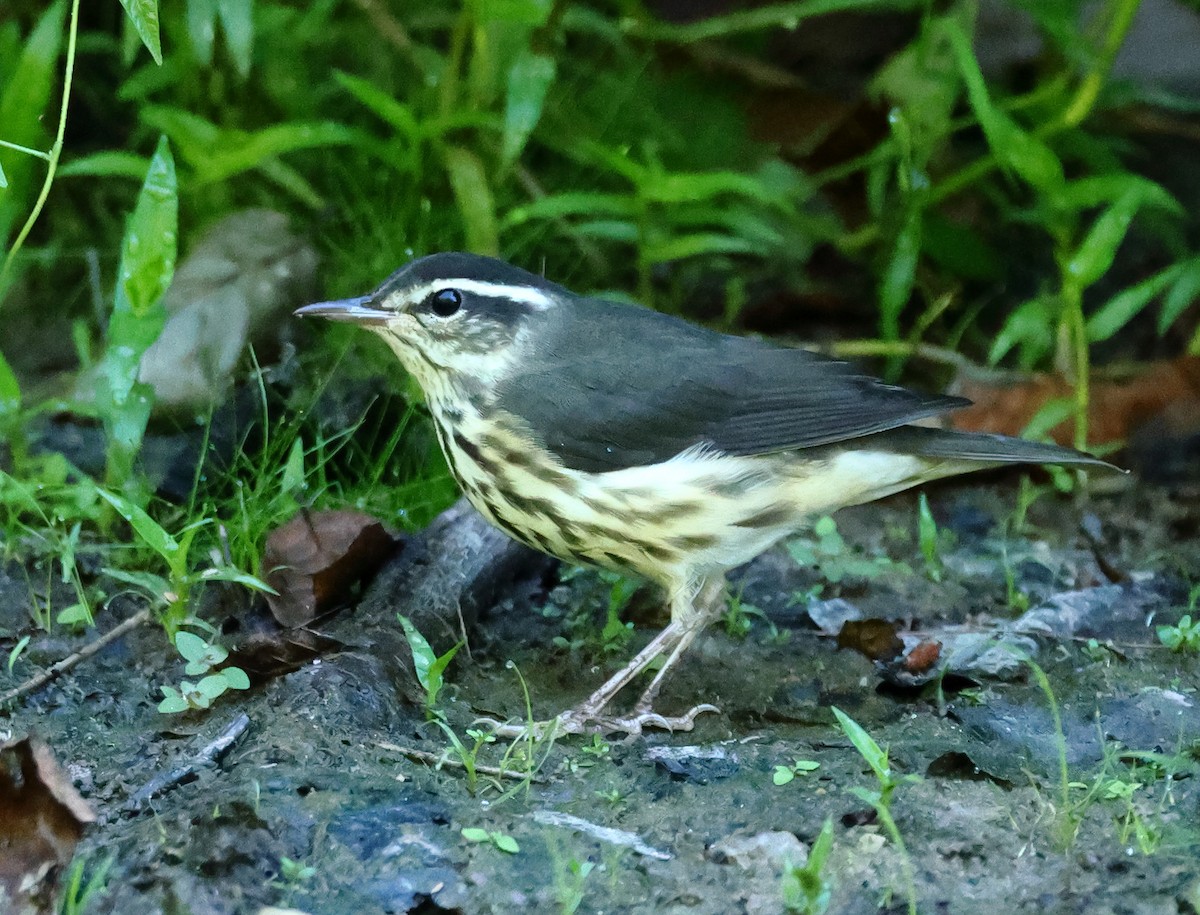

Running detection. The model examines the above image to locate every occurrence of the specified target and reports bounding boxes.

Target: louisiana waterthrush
[296,252,1116,736]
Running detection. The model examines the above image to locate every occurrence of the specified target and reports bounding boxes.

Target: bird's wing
[493,302,968,473]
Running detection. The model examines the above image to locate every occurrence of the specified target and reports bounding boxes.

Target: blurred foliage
[1,0,1199,629]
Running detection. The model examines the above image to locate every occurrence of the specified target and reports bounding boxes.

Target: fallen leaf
[0,736,95,914]
[262,510,397,627]
[836,618,903,661]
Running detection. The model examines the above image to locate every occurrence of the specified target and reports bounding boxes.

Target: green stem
[874,802,918,915]
[1060,0,1143,128]
[0,0,81,289]
[0,139,52,160]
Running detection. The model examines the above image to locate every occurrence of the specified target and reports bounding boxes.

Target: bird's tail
[874,425,1122,472]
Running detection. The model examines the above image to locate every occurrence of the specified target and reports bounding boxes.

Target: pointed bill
[294,296,390,326]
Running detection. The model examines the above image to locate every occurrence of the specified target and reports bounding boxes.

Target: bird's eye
[428,288,463,317]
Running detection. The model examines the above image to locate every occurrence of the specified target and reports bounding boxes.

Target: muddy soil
[3,474,1199,914]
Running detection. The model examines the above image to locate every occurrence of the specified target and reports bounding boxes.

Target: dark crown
[378,252,571,298]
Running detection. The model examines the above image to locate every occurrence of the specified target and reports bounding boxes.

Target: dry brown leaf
[836,618,904,661]
[0,736,95,915]
[262,510,396,628]
[951,356,1200,445]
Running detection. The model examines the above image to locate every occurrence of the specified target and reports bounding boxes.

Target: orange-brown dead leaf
[262,510,396,628]
[0,736,95,915]
[951,356,1200,445]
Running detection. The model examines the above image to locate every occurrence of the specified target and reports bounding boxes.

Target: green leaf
[878,206,920,341]
[118,135,177,316]
[988,296,1056,368]
[0,1,66,244]
[398,615,437,691]
[157,688,189,713]
[946,21,1061,191]
[1087,263,1184,343]
[773,766,795,786]
[281,437,305,496]
[0,350,20,419]
[58,151,152,179]
[504,192,636,227]
[119,0,163,65]
[1021,397,1074,442]
[335,71,420,139]
[492,833,520,854]
[1158,257,1200,335]
[645,233,757,264]
[917,493,941,582]
[443,145,498,256]
[175,631,208,663]
[461,827,490,843]
[1066,187,1141,289]
[186,0,217,65]
[198,567,278,593]
[221,666,250,690]
[215,0,254,77]
[93,486,180,561]
[104,566,171,597]
[56,604,91,627]
[832,706,889,779]
[502,49,555,167]
[196,675,230,699]
[424,641,463,706]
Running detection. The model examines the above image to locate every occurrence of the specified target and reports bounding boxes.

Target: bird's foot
[476,702,719,740]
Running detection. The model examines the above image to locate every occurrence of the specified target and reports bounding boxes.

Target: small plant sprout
[832,707,919,915]
[781,817,834,915]
[398,614,463,718]
[917,493,942,582]
[773,758,821,786]
[788,516,907,584]
[1157,588,1200,652]
[462,826,520,854]
[157,631,250,713]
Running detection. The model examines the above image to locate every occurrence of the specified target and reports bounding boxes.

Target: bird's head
[295,253,568,395]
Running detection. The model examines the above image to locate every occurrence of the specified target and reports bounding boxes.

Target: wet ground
[3,472,1200,914]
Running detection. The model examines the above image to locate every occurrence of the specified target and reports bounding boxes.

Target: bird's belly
[436,414,933,585]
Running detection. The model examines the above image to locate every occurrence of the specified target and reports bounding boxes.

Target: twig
[375,739,545,783]
[0,607,152,706]
[119,713,251,816]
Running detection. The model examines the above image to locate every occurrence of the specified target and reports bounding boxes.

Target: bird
[295,252,1118,737]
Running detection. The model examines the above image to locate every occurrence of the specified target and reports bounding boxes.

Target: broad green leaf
[1066,187,1140,288]
[493,833,520,854]
[502,49,555,167]
[175,631,208,663]
[196,675,229,699]
[443,145,498,256]
[158,688,189,713]
[643,170,785,207]
[946,22,1062,191]
[461,828,490,843]
[215,0,254,77]
[186,0,217,65]
[104,566,171,597]
[573,220,638,243]
[93,486,180,561]
[1087,263,1184,342]
[424,641,462,706]
[119,0,163,65]
[0,1,66,243]
[222,666,250,690]
[118,136,177,316]
[398,615,437,691]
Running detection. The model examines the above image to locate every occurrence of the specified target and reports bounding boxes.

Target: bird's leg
[480,576,727,739]
[631,575,727,716]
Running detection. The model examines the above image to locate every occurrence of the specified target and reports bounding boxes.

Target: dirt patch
[3,477,1199,914]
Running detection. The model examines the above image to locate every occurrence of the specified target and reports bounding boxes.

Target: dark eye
[428,288,462,317]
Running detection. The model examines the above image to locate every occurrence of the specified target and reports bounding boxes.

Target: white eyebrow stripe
[397,279,557,310]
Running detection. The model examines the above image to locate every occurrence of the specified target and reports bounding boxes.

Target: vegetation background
[1,0,1199,909]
